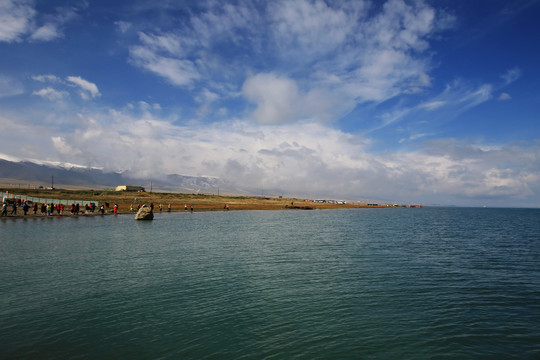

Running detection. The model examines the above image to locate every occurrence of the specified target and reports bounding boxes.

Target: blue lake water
[1,207,539,359]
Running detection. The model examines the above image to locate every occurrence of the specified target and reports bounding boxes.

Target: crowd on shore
[1,197,207,218]
[1,196,118,218]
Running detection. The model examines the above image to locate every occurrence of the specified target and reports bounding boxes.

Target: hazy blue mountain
[0,159,226,193]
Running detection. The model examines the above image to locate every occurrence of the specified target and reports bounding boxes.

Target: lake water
[1,207,539,359]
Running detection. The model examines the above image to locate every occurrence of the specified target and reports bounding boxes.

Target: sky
[1,0,540,207]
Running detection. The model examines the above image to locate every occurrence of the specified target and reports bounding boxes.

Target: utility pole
[51,176,54,190]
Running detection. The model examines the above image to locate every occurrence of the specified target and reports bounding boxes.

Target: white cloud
[501,67,521,84]
[418,80,493,113]
[66,76,101,99]
[137,32,185,57]
[0,0,35,42]
[243,74,300,124]
[269,0,360,56]
[32,74,62,83]
[387,79,497,129]
[195,88,220,116]
[268,0,445,106]
[0,0,79,43]
[0,152,23,162]
[51,136,81,156]
[3,103,539,206]
[115,20,132,34]
[29,5,79,42]
[126,0,449,126]
[420,100,446,110]
[458,84,493,108]
[0,75,24,97]
[189,1,258,48]
[331,0,442,104]
[195,88,219,104]
[399,132,430,143]
[129,45,200,87]
[243,73,356,124]
[33,87,69,100]
[498,92,511,101]
[32,73,100,101]
[30,23,60,41]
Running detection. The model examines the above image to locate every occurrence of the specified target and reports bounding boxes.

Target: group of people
[1,200,72,216]
[2,199,34,216]
[1,198,116,217]
[1,201,19,216]
[2,199,234,216]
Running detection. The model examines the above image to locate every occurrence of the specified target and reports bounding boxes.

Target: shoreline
[0,203,392,219]
[1,188,414,220]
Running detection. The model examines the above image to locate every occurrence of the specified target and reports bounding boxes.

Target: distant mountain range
[0,158,401,203]
[0,158,232,194]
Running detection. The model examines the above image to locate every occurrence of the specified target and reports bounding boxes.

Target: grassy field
[2,187,383,215]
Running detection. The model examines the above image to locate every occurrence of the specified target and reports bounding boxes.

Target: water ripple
[1,208,539,359]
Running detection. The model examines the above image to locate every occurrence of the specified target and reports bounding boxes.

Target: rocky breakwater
[135,204,154,220]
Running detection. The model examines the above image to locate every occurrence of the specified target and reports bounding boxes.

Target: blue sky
[1,0,540,206]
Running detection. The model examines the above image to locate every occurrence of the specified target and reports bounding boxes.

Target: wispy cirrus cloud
[32,74,62,83]
[125,0,452,125]
[384,80,493,123]
[32,87,69,100]
[66,76,101,100]
[269,0,362,57]
[500,67,521,84]
[406,67,522,120]
[498,92,512,101]
[0,75,24,97]
[420,101,446,110]
[366,78,499,139]
[0,0,35,42]
[115,20,132,34]
[0,0,81,43]
[30,74,100,101]
[129,45,200,87]
[30,23,61,42]
[31,4,80,41]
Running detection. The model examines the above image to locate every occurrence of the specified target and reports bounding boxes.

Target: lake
[1,207,539,359]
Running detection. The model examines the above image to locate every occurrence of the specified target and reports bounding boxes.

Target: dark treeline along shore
[0,187,420,219]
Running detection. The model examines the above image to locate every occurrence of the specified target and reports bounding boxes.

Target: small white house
[115,185,145,192]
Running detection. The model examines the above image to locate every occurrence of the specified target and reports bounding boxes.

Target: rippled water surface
[1,208,539,359]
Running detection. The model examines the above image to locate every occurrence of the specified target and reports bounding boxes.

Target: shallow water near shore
[1,207,539,359]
